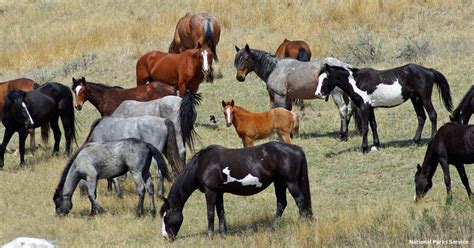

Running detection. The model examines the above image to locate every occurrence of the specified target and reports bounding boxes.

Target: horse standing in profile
[53,138,170,217]
[275,39,312,62]
[450,86,473,124]
[168,12,220,62]
[222,100,299,147]
[315,63,453,153]
[160,142,312,241]
[414,123,473,202]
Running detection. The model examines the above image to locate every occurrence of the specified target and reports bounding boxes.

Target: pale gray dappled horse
[111,91,201,163]
[83,116,182,198]
[53,138,170,217]
[234,44,359,140]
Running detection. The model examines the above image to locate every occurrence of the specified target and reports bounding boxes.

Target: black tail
[164,119,183,174]
[179,91,201,150]
[146,143,171,181]
[41,123,50,144]
[298,151,313,218]
[296,48,310,62]
[431,69,453,112]
[204,19,218,62]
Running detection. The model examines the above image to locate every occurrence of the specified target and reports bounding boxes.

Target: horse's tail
[298,150,313,218]
[204,18,218,62]
[180,91,201,150]
[431,69,453,112]
[41,123,50,144]
[84,118,102,143]
[352,102,363,135]
[290,111,300,138]
[296,48,310,62]
[146,143,171,181]
[164,119,183,174]
[70,104,78,146]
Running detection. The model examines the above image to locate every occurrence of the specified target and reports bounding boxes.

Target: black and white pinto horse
[450,85,473,124]
[160,141,312,241]
[53,138,170,217]
[0,83,76,167]
[234,44,358,140]
[315,63,453,153]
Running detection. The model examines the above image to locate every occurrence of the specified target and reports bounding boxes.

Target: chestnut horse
[0,78,39,149]
[275,38,312,62]
[222,100,299,147]
[135,45,213,96]
[72,77,175,116]
[168,13,221,62]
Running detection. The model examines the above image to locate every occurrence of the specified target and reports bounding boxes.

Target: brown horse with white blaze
[222,100,299,147]
[275,39,312,62]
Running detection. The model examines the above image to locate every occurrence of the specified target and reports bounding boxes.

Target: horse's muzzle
[226,122,232,127]
[75,104,82,111]
[236,75,245,82]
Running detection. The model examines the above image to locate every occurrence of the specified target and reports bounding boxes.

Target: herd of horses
[1,12,473,242]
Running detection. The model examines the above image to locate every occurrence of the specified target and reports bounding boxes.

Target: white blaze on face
[222,167,263,187]
[315,72,327,97]
[201,50,209,72]
[161,212,169,239]
[369,79,404,107]
[22,102,34,126]
[225,107,232,125]
[75,85,82,97]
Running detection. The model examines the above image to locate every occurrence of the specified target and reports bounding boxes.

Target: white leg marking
[75,85,82,97]
[315,72,327,96]
[161,212,169,239]
[202,50,209,72]
[22,102,34,126]
[222,167,263,187]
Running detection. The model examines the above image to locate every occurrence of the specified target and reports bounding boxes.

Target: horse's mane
[86,81,124,90]
[53,144,86,200]
[451,85,474,121]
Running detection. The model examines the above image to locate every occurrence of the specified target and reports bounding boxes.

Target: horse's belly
[369,83,405,107]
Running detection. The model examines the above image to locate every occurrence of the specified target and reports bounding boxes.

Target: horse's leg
[439,158,452,202]
[18,129,28,166]
[331,91,349,141]
[272,94,287,109]
[421,98,438,139]
[410,98,426,144]
[241,137,254,147]
[156,168,165,198]
[107,178,123,198]
[215,192,227,234]
[277,131,292,144]
[286,181,309,217]
[144,171,156,217]
[368,108,380,149]
[131,172,146,217]
[178,80,186,97]
[273,181,287,219]
[49,118,62,155]
[60,114,74,154]
[358,105,370,153]
[86,179,105,215]
[454,163,472,199]
[0,128,16,168]
[204,189,217,236]
[28,128,36,152]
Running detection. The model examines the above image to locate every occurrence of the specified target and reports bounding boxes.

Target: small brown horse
[222,100,299,147]
[169,13,221,61]
[0,78,39,149]
[135,45,213,96]
[275,39,312,62]
[72,77,176,116]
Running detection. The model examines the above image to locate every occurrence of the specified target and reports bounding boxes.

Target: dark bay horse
[275,39,312,62]
[315,63,453,153]
[72,77,175,116]
[53,138,171,217]
[169,13,220,62]
[222,100,299,147]
[0,78,40,149]
[0,83,76,167]
[135,45,213,96]
[414,123,473,202]
[160,142,312,241]
[450,86,473,124]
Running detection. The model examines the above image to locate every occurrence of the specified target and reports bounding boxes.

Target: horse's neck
[86,83,110,113]
[336,72,367,107]
[61,166,80,199]
[252,51,277,83]
[420,147,438,181]
[168,172,198,209]
[232,106,250,126]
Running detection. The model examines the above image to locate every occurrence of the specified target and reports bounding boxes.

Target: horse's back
[433,123,474,163]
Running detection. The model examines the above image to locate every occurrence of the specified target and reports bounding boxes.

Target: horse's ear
[231,100,234,106]
[416,164,421,171]
[81,77,86,83]
[72,77,76,82]
[235,45,240,52]
[245,44,250,53]
[325,63,330,71]
[221,100,226,107]
[284,38,289,42]
[195,42,202,49]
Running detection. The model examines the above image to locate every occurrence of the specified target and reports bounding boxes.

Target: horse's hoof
[339,135,348,142]
[150,209,157,218]
[370,146,379,151]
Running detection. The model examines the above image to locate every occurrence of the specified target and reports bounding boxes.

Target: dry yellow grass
[0,0,473,247]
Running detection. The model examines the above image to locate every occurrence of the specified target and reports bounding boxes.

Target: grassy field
[0,0,473,247]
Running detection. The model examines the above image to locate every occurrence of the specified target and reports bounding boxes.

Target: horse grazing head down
[234,44,255,82]
[71,77,87,110]
[53,189,72,217]
[3,90,34,129]
[160,198,183,242]
[414,164,432,202]
[221,100,235,127]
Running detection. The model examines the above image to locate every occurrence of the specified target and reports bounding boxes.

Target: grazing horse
[72,77,175,116]
[275,39,312,62]
[315,63,453,153]
[414,123,473,202]
[53,138,170,217]
[135,45,214,96]
[222,100,299,147]
[160,142,312,241]
[0,78,40,149]
[168,13,220,62]
[0,83,76,167]
[234,44,357,140]
[450,86,473,124]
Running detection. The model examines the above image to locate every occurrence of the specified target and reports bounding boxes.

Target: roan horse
[450,86,473,124]
[414,123,473,202]
[222,100,299,147]
[168,13,221,62]
[275,38,312,62]
[72,77,175,116]
[0,83,76,167]
[315,63,453,153]
[135,45,214,96]
[234,44,357,140]
[160,142,312,241]
[0,78,40,150]
[53,138,171,217]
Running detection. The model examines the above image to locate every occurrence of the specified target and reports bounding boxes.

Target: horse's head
[4,90,34,129]
[160,198,183,242]
[414,164,432,203]
[222,100,235,127]
[193,43,214,83]
[52,189,72,217]
[72,77,87,110]
[315,64,353,99]
[234,44,255,82]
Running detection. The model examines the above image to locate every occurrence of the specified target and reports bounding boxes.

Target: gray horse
[235,44,359,140]
[53,138,170,217]
[85,115,182,197]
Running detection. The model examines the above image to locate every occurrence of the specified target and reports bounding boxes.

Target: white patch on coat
[222,167,263,187]
[369,79,404,107]
[22,102,34,126]
[346,68,370,104]
[161,212,169,239]
[202,50,209,72]
[315,72,327,97]
[225,108,232,125]
[75,85,82,97]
